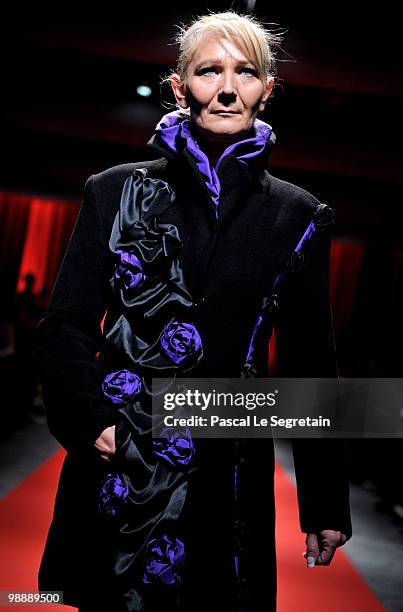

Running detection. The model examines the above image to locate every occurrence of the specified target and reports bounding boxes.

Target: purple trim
[271,222,316,289]
[234,553,240,578]
[242,214,321,376]
[245,314,263,365]
[234,463,240,504]
[154,111,273,219]
[271,221,317,290]
[295,220,316,252]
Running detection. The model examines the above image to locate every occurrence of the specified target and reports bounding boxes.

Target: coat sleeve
[274,220,352,540]
[33,175,119,453]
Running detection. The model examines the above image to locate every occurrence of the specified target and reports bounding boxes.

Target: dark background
[0,1,401,243]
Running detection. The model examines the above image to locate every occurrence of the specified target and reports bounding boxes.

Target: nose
[217,70,237,105]
[220,70,236,95]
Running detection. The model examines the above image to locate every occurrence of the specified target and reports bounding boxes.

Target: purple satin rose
[160,320,202,365]
[114,249,146,291]
[143,535,185,586]
[98,472,129,517]
[102,369,142,404]
[152,427,194,469]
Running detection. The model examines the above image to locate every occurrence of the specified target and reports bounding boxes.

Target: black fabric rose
[102,369,142,405]
[102,170,200,595]
[152,427,195,469]
[287,250,304,272]
[143,535,185,586]
[106,170,203,373]
[314,203,334,229]
[108,170,193,316]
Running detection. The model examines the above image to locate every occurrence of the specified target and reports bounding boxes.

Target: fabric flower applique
[143,534,185,586]
[106,171,204,373]
[98,472,129,518]
[102,368,142,405]
[152,427,195,469]
[160,319,202,366]
[114,249,147,292]
[313,203,334,229]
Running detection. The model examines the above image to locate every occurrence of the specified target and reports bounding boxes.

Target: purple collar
[151,110,275,219]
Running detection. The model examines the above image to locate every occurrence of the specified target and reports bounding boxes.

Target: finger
[317,542,336,566]
[305,533,319,568]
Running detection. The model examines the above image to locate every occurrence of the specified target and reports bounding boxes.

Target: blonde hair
[171,11,284,87]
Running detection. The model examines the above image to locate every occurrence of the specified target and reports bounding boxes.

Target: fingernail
[307,556,316,568]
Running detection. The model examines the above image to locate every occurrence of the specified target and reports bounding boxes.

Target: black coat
[34,139,352,611]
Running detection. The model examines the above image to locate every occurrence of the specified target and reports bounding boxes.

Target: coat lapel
[216,154,256,227]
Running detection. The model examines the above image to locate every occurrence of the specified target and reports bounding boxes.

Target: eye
[239,67,258,77]
[196,67,218,76]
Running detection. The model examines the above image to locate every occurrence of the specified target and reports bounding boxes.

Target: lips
[212,110,240,114]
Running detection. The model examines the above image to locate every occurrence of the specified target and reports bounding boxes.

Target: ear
[170,73,189,109]
[259,77,274,112]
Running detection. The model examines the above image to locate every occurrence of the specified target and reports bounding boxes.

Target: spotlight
[136,85,152,98]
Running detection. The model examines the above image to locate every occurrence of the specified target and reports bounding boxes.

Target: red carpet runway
[0,450,385,611]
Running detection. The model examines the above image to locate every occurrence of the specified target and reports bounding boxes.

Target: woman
[34,11,352,612]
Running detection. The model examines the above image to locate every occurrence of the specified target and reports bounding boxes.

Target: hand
[303,530,347,568]
[94,425,116,462]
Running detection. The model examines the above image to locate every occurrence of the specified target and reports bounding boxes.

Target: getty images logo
[163,388,279,411]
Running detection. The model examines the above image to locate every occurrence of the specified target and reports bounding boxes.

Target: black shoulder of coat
[265,171,324,219]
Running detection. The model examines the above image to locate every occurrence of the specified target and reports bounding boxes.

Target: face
[171,35,274,144]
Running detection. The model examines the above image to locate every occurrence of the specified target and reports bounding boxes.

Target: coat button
[264,293,279,314]
[233,520,251,538]
[314,203,334,229]
[287,250,304,272]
